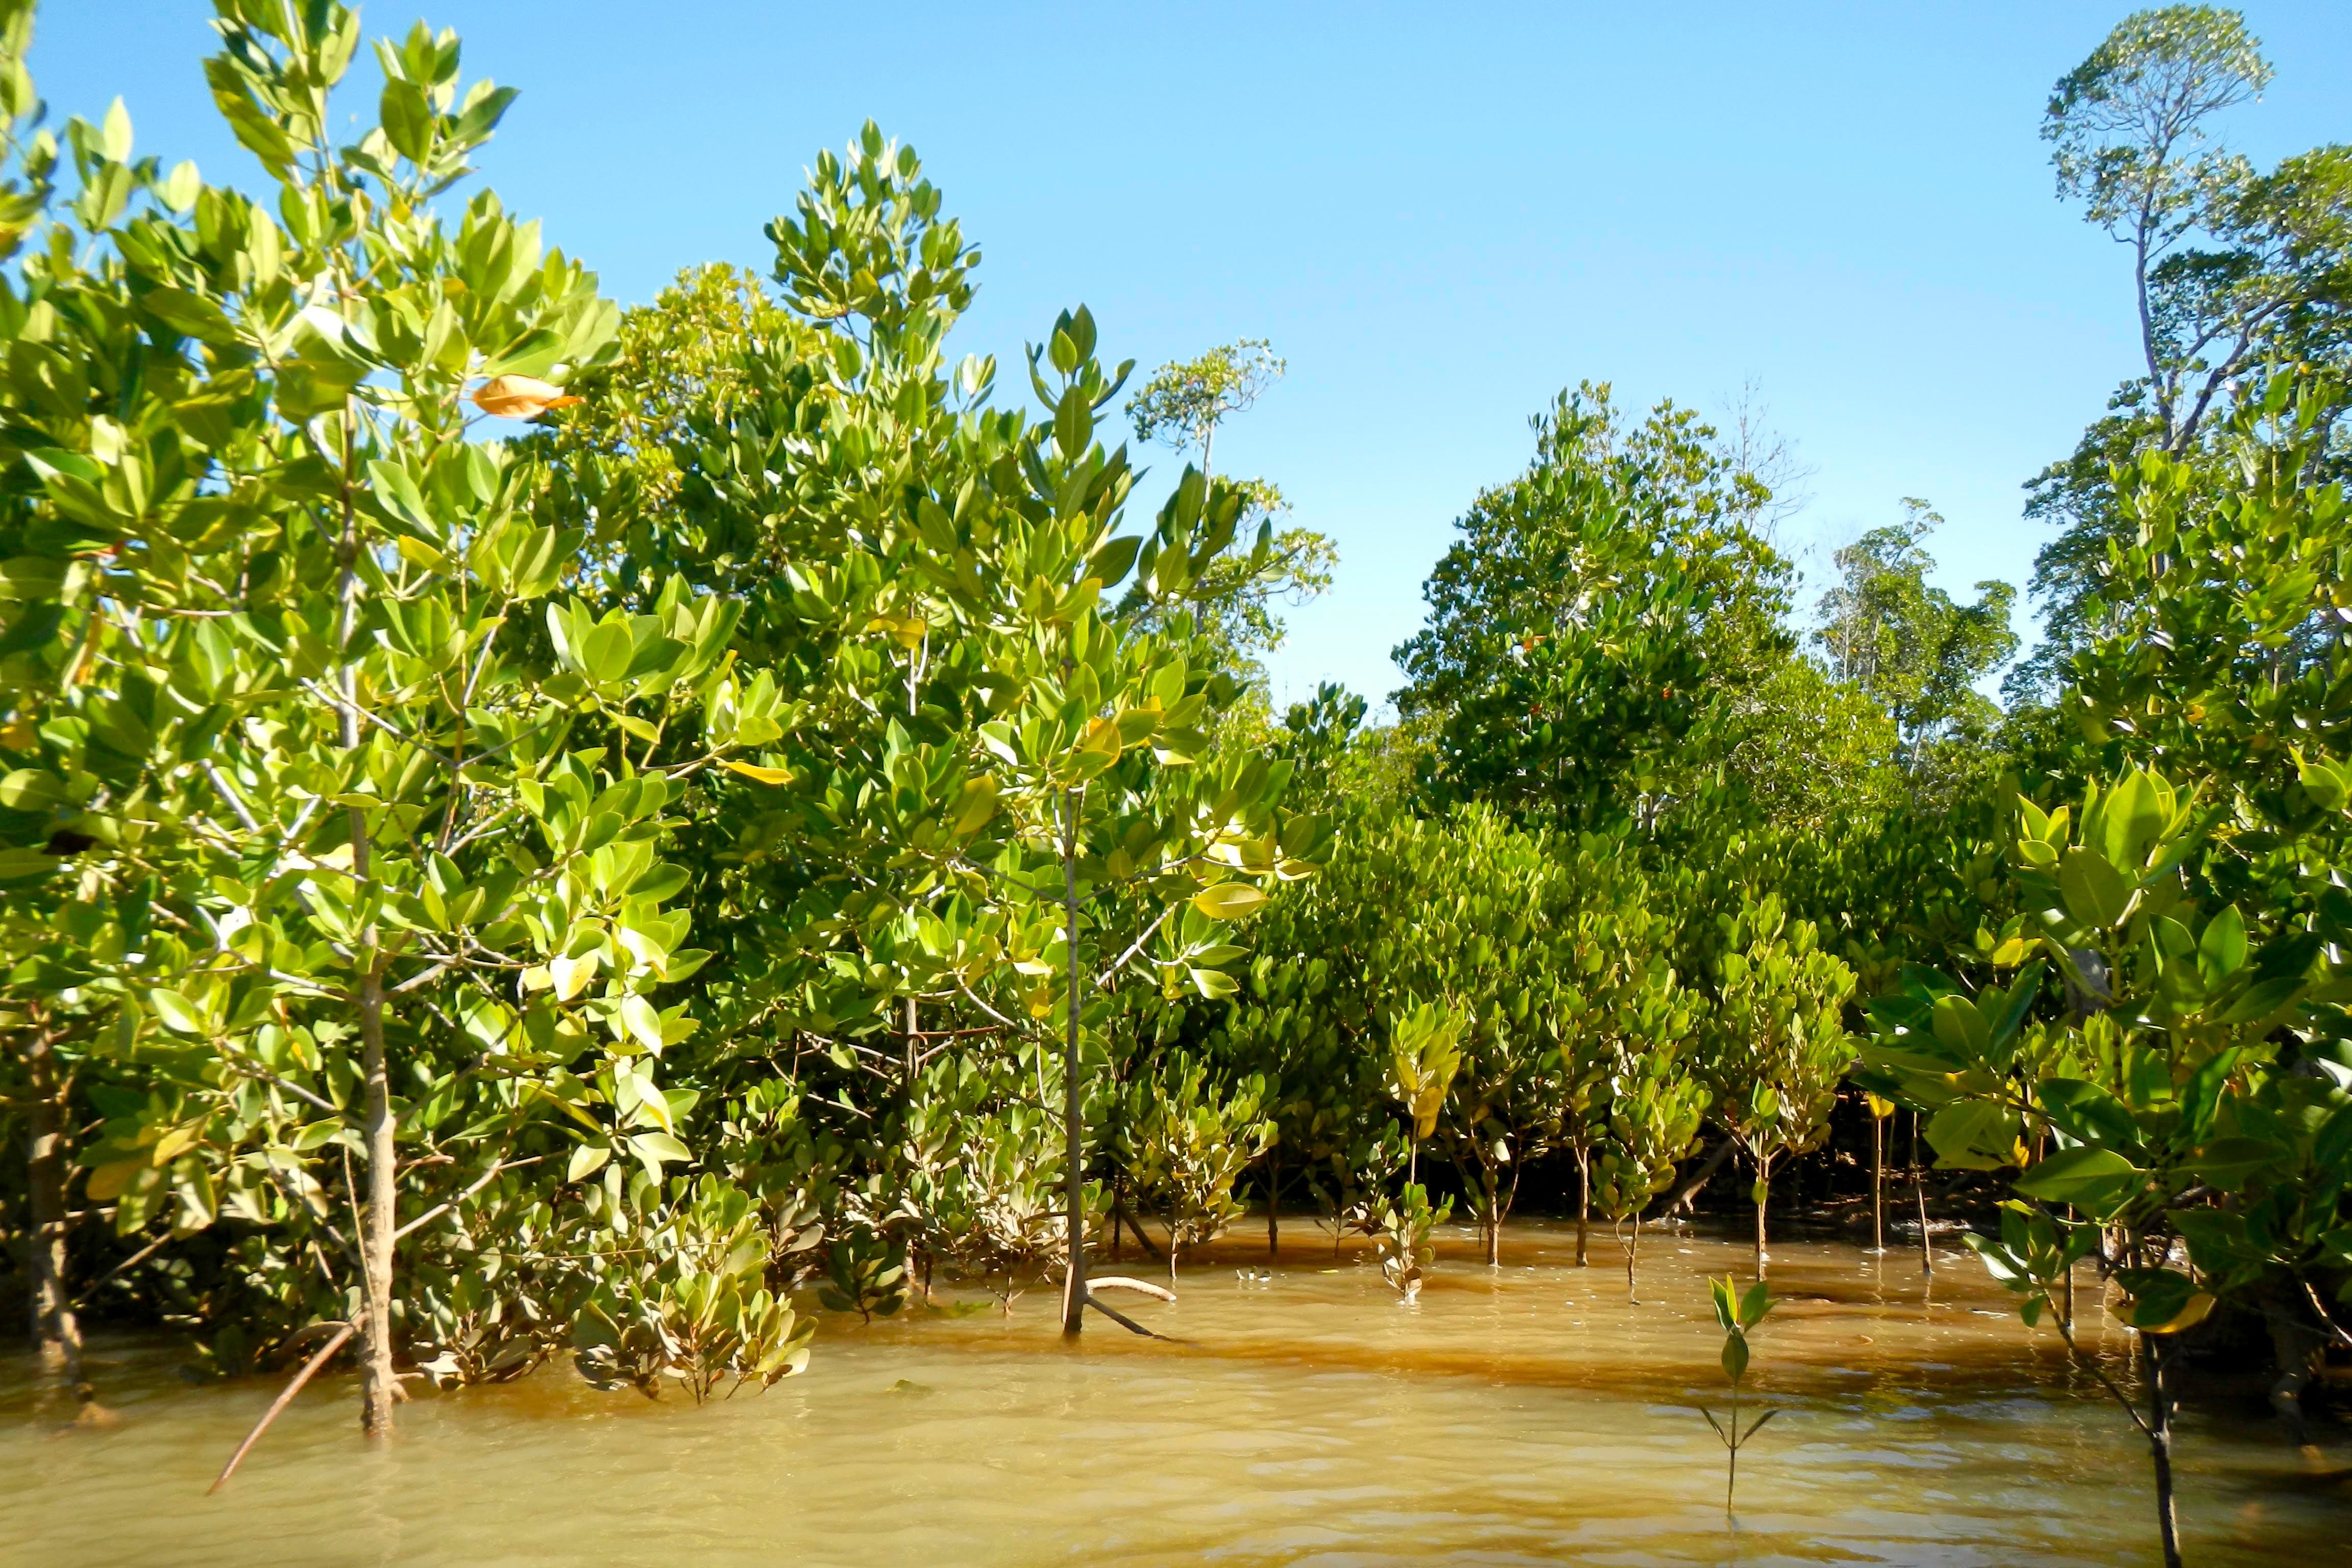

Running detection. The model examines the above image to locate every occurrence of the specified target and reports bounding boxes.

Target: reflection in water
[4,1221,2344,1565]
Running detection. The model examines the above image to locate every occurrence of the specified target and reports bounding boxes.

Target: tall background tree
[2014,5,2352,699]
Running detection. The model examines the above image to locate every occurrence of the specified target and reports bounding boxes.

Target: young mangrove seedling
[1376,1182,1452,1304]
[1696,1275,1778,1509]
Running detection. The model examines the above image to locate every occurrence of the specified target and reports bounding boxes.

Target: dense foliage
[2,6,2347,1565]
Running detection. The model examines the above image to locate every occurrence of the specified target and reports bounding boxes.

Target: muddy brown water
[4,1219,2347,1565]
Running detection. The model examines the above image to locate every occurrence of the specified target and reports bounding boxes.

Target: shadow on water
[4,1220,2345,1567]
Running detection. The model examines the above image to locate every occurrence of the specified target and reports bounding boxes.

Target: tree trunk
[1575,1141,1590,1267]
[1483,1163,1500,1267]
[1912,1110,1933,1277]
[355,952,398,1433]
[2060,1209,2075,1330]
[1753,1150,1771,1279]
[1871,1112,1883,1254]
[2145,1334,2183,1568]
[1626,1213,1641,1304]
[336,413,400,1435]
[24,1020,83,1388]
[1265,1150,1279,1262]
[1059,786,1088,1336]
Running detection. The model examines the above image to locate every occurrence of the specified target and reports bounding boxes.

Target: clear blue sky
[31,3,2352,713]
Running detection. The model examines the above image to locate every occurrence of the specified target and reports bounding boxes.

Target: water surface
[6,1220,2346,1565]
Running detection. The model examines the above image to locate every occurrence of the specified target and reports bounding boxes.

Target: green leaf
[0,767,64,810]
[2186,1136,2280,1193]
[2014,1145,2139,1205]
[620,995,665,1054]
[380,79,435,163]
[629,1131,691,1165]
[139,286,236,344]
[580,620,633,684]
[1087,534,1142,589]
[1930,994,1992,1061]
[2038,1079,2138,1146]
[149,989,206,1036]
[2297,754,2348,812]
[2057,846,2134,929]
[2218,974,2299,1026]
[1720,1332,1749,1383]
[1708,1275,1737,1333]
[567,1141,611,1183]
[2198,905,2247,986]
[1925,1100,2015,1169]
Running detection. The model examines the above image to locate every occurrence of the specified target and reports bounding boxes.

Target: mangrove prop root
[208,1321,355,1495]
[1083,1292,1174,1340]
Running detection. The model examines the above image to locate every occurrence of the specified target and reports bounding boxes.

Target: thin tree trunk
[1871,1112,1883,1254]
[1726,1378,1739,1510]
[2061,1205,2076,1330]
[354,910,397,1433]
[1059,785,1088,1336]
[902,649,922,1088]
[337,413,400,1437]
[1265,1150,1279,1262]
[1754,1149,1772,1279]
[1483,1164,1500,1267]
[2146,1333,2183,1568]
[1912,1111,1933,1277]
[1575,1141,1590,1267]
[1626,1214,1641,1304]
[24,1019,83,1388]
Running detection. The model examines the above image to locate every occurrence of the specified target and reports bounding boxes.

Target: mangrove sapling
[1387,999,1466,1192]
[1377,1182,1451,1304]
[1700,895,1854,1278]
[572,1178,817,1403]
[1696,1275,1778,1510]
[818,1228,910,1324]
[1119,1054,1273,1283]
[1588,974,1707,1303]
[1370,1000,1464,1303]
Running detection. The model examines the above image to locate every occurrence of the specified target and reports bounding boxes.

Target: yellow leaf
[85,1158,148,1202]
[722,760,793,786]
[1192,882,1268,920]
[151,1123,200,1165]
[2134,1291,2216,1335]
[470,374,581,419]
[394,535,449,572]
[1864,1092,1894,1120]
[550,953,597,1002]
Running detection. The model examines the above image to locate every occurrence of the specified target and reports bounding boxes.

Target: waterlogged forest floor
[5,1219,2349,1566]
